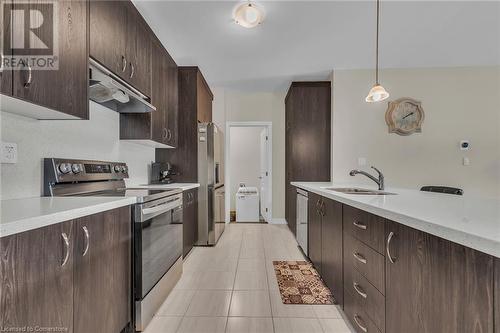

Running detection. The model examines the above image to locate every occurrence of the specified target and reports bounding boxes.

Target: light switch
[1,142,18,164]
[463,157,470,166]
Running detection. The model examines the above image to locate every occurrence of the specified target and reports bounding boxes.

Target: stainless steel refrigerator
[196,122,225,245]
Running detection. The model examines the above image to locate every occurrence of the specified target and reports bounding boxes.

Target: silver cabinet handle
[61,232,70,267]
[121,56,127,72]
[353,221,367,230]
[387,231,396,264]
[320,200,325,216]
[0,52,3,73]
[162,128,168,139]
[167,129,172,142]
[353,314,368,333]
[82,226,90,256]
[24,64,32,88]
[353,252,367,264]
[129,62,135,79]
[353,282,367,298]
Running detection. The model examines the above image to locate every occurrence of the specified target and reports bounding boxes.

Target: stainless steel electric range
[43,158,183,331]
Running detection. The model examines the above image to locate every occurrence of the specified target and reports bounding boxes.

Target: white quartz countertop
[291,182,500,258]
[1,196,136,238]
[131,183,200,191]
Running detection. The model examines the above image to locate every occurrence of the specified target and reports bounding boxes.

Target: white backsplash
[0,102,156,200]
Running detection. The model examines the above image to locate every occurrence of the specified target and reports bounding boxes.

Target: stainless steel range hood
[89,58,156,113]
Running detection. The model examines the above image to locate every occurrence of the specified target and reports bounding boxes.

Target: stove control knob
[122,166,128,173]
[58,163,72,174]
[72,164,82,174]
[114,165,121,173]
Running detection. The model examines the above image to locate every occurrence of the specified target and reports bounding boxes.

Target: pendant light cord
[375,0,380,85]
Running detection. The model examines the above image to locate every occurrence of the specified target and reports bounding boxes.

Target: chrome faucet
[349,166,385,191]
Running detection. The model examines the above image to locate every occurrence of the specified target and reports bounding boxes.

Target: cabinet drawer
[344,236,385,294]
[344,205,385,254]
[344,263,385,331]
[344,288,383,333]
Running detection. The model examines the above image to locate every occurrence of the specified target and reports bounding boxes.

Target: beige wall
[332,66,500,197]
[229,127,265,211]
[213,89,286,220]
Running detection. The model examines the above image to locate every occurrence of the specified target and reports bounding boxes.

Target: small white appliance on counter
[236,186,260,222]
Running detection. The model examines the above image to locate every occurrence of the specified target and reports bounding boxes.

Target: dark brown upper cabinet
[1,0,88,119]
[120,37,178,148]
[285,82,331,234]
[155,67,213,182]
[385,220,494,333]
[90,0,151,97]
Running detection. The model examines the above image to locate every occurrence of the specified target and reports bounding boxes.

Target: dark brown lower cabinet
[286,185,297,235]
[308,192,322,273]
[183,188,198,258]
[385,221,494,333]
[0,207,131,333]
[321,198,343,306]
[495,258,499,333]
[74,206,131,333]
[0,221,74,331]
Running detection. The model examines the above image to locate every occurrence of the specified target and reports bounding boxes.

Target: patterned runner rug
[272,260,334,305]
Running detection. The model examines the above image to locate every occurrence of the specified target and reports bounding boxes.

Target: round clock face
[385,98,424,135]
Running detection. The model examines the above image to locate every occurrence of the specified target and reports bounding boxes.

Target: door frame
[225,121,273,223]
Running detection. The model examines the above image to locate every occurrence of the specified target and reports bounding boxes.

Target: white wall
[213,89,286,219]
[229,127,264,211]
[332,66,500,198]
[0,102,156,200]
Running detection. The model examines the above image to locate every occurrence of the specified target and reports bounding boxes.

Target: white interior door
[259,129,270,222]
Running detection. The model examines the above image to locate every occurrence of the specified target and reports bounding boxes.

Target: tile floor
[144,223,355,333]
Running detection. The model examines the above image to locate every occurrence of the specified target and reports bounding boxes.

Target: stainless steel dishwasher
[296,189,308,255]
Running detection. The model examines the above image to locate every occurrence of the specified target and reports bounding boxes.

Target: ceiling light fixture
[233,1,264,28]
[366,0,389,103]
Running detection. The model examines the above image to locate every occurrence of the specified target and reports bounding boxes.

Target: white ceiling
[134,1,500,91]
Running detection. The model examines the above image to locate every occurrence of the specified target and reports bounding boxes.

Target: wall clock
[385,98,425,136]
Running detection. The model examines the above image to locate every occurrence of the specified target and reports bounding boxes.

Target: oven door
[135,194,183,300]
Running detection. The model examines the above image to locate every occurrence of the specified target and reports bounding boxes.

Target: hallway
[145,223,353,333]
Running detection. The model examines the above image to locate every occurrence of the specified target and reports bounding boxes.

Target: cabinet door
[74,207,131,333]
[495,258,499,333]
[126,4,151,97]
[151,39,168,143]
[321,198,343,305]
[12,0,88,119]
[0,0,12,95]
[307,192,322,273]
[287,185,297,235]
[165,51,178,147]
[0,221,74,331]
[196,71,212,122]
[90,0,127,78]
[183,189,198,257]
[385,221,494,333]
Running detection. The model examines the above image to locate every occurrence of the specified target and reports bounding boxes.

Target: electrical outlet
[1,142,18,164]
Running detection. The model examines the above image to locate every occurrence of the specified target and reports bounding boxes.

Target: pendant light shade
[366,84,389,102]
[366,0,389,103]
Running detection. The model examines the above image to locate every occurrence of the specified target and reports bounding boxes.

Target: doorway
[225,122,272,223]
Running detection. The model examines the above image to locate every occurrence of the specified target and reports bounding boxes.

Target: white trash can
[236,186,260,222]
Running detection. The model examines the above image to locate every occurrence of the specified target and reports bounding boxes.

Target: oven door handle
[139,199,181,222]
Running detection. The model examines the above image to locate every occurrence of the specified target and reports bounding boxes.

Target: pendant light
[366,0,389,103]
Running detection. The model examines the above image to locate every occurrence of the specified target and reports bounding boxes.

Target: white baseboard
[270,218,287,225]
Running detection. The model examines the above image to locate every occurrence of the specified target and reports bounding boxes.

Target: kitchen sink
[324,187,396,195]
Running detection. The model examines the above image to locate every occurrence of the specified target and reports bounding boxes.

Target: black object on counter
[420,186,464,195]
